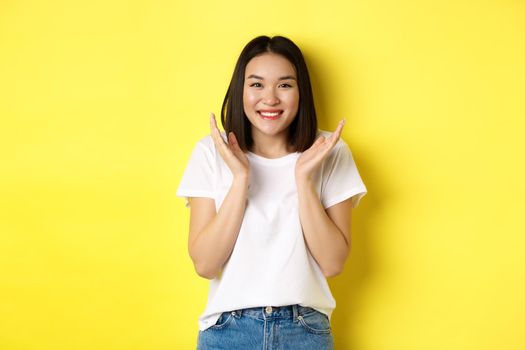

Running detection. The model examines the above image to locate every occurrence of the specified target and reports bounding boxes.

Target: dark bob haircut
[220,35,318,152]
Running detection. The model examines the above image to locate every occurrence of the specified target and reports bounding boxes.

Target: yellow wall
[1,0,524,349]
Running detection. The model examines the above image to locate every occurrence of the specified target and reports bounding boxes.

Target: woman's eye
[250,82,262,87]
[279,83,292,88]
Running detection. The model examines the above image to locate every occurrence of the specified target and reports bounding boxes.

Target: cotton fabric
[176,129,367,331]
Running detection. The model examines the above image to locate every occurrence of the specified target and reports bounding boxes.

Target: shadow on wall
[330,155,384,349]
[305,46,387,349]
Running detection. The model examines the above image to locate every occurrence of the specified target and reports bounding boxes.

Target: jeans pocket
[297,310,332,335]
[209,312,234,330]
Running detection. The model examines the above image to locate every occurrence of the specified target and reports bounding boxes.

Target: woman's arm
[295,120,353,277]
[187,113,250,280]
[296,180,352,277]
[188,175,249,280]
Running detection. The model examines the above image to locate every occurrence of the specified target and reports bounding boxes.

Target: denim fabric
[196,304,334,350]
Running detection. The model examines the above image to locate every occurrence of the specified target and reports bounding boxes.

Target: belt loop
[293,304,298,322]
[231,308,242,318]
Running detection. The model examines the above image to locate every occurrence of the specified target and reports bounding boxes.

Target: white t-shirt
[176,129,367,331]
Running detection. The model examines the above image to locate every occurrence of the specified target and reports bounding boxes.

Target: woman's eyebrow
[245,74,297,80]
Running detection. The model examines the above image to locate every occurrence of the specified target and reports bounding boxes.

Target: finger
[334,119,344,137]
[210,114,233,161]
[312,135,326,148]
[230,132,247,156]
[209,112,217,132]
[228,131,236,145]
[210,113,220,135]
[228,132,239,155]
[229,132,245,158]
[228,132,242,150]
[329,119,345,145]
[210,113,226,145]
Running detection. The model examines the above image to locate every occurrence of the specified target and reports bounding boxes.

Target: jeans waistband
[233,304,319,321]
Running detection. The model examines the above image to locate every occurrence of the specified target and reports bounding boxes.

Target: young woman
[177,35,367,350]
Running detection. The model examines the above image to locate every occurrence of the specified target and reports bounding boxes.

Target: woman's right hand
[209,113,250,180]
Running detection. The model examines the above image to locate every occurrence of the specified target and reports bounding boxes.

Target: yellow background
[1,0,524,349]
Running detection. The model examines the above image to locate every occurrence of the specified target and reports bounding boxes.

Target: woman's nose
[263,88,280,105]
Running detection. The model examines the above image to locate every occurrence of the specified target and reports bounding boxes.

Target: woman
[177,35,367,349]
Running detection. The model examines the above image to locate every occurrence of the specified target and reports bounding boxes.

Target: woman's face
[243,53,300,143]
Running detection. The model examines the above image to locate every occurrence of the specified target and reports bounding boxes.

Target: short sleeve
[320,140,367,209]
[176,140,215,208]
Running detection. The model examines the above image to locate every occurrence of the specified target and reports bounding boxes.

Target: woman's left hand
[295,119,345,183]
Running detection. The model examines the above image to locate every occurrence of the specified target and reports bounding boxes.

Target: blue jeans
[196,304,334,350]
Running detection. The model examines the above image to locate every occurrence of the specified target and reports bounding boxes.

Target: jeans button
[265,306,273,314]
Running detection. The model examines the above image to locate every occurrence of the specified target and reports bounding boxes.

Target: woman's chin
[251,124,287,137]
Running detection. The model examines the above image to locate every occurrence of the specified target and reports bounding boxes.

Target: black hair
[220,35,318,152]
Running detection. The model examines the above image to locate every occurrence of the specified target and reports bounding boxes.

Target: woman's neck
[250,131,295,159]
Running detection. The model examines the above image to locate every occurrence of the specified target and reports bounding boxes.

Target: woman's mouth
[257,110,283,120]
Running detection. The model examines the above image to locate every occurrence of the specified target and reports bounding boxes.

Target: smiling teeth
[260,112,280,117]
